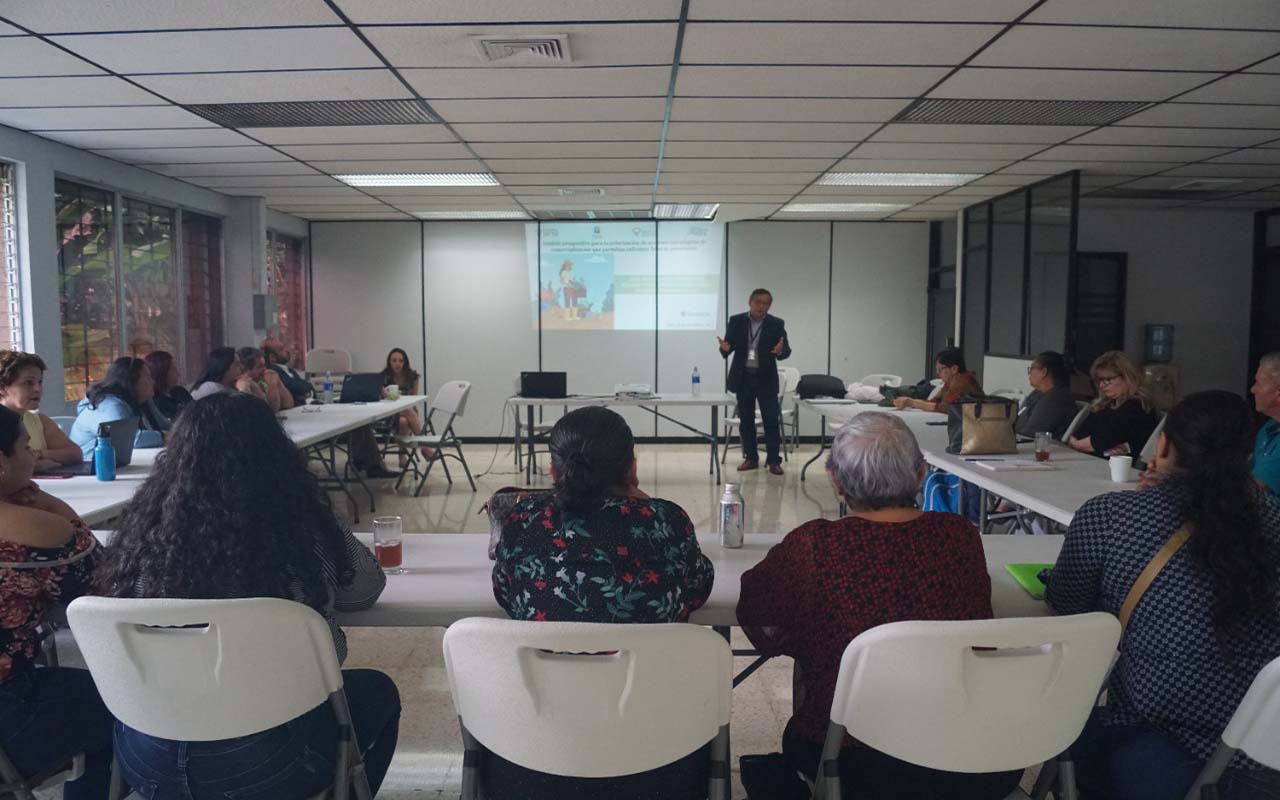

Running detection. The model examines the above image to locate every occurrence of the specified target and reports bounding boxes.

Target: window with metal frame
[0,163,20,351]
[55,179,118,401]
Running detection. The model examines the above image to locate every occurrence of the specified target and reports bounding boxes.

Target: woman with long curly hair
[1046,390,1280,799]
[94,392,401,798]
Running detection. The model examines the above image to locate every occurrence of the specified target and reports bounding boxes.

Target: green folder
[1006,563,1056,600]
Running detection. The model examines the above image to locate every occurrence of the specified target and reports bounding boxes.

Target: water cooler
[1142,324,1178,413]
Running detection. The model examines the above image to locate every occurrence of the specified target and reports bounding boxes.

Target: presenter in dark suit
[719,288,791,475]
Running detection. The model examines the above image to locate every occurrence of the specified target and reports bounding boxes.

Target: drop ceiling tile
[664,141,852,158]
[672,98,910,122]
[930,67,1211,101]
[665,121,879,141]
[494,172,656,184]
[145,161,324,176]
[37,128,256,149]
[972,26,1280,71]
[946,185,1011,195]
[0,76,162,106]
[1072,127,1279,148]
[0,1,343,32]
[675,66,947,97]
[658,171,823,184]
[133,70,411,103]
[402,66,669,98]
[1118,103,1280,129]
[1207,149,1280,165]
[1025,0,1280,28]
[657,194,794,203]
[889,212,954,219]
[244,124,455,145]
[0,105,214,129]
[188,175,348,188]
[656,183,808,194]
[52,28,380,73]
[1000,160,1179,174]
[431,97,666,122]
[717,203,784,221]
[374,193,513,203]
[270,196,388,207]
[1250,55,1280,74]
[287,210,413,218]
[1193,198,1280,208]
[834,157,1013,172]
[1116,175,1278,191]
[801,185,962,197]
[94,145,294,163]
[0,37,102,76]
[369,186,511,196]
[306,159,487,172]
[245,187,369,197]
[339,0,681,23]
[513,185,653,196]
[0,21,20,35]
[871,123,1090,143]
[689,0,1036,21]
[1176,74,1280,105]
[794,190,938,203]
[484,158,658,172]
[682,22,1002,65]
[452,122,664,141]
[472,141,659,158]
[661,158,833,172]
[851,141,1040,159]
[965,174,1044,186]
[526,195,653,206]
[363,24,676,68]
[1030,144,1232,161]
[277,142,474,160]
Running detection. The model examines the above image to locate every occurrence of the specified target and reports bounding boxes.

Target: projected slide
[529,222,723,331]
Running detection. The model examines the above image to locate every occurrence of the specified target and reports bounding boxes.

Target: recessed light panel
[817,172,981,187]
[652,203,720,219]
[335,173,499,187]
[780,202,910,214]
[416,210,529,219]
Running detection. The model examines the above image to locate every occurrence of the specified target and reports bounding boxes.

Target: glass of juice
[1035,432,1052,462]
[373,515,404,575]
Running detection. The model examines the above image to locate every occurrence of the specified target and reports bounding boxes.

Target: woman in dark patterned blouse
[491,406,714,799]
[0,405,112,798]
[738,411,1022,799]
[1046,391,1280,800]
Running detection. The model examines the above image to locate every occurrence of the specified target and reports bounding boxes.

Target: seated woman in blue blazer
[69,357,164,459]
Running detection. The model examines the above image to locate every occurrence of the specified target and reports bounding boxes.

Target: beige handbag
[946,397,1018,455]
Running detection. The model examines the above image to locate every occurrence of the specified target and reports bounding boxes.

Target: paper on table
[972,459,1057,472]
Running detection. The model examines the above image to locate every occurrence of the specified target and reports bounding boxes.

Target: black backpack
[796,374,846,400]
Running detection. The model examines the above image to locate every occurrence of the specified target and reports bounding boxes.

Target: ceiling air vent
[1169,179,1241,191]
[895,98,1151,126]
[471,34,572,64]
[530,209,649,220]
[186,99,436,128]
[557,187,606,196]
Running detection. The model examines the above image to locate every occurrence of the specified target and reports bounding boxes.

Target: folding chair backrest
[1062,401,1090,441]
[828,614,1120,773]
[51,416,77,437]
[305,348,353,375]
[67,597,342,742]
[442,617,732,778]
[1141,412,1167,462]
[780,366,802,393]
[430,380,471,418]
[859,374,903,388]
[1222,655,1280,769]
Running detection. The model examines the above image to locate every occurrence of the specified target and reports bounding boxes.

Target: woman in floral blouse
[491,406,714,799]
[0,404,112,798]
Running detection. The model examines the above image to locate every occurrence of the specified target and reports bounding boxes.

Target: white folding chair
[66,596,373,800]
[1184,655,1280,799]
[395,380,476,496]
[1062,401,1090,442]
[305,348,353,395]
[858,374,903,388]
[779,367,802,456]
[0,745,84,800]
[442,617,732,800]
[1141,412,1168,463]
[812,614,1122,800]
[50,416,77,437]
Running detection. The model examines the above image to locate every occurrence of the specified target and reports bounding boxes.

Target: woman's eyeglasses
[1095,374,1121,386]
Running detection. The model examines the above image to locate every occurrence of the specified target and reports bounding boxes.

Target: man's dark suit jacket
[269,363,313,404]
[721,312,791,393]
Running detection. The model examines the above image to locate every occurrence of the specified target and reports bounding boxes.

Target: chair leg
[812,722,845,800]
[1056,754,1079,800]
[1030,758,1057,800]
[455,445,477,491]
[460,723,483,800]
[707,725,730,800]
[108,758,127,800]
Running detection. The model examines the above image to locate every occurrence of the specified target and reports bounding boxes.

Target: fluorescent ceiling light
[780,202,910,214]
[652,202,720,220]
[415,210,529,219]
[816,172,981,187]
[334,173,499,187]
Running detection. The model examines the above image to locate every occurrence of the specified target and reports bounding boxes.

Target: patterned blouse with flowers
[493,494,714,624]
[0,489,98,684]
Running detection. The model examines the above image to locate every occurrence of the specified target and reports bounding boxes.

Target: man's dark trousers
[737,368,783,465]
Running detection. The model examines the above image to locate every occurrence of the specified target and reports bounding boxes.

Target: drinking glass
[373,515,404,574]
[1034,432,1052,462]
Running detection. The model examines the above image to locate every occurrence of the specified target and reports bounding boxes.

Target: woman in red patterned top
[738,411,1021,798]
[0,405,112,798]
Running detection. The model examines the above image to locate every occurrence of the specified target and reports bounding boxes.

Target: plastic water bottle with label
[322,370,334,404]
[691,366,701,396]
[719,483,745,548]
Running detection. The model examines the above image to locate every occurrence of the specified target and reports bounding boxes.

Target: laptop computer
[520,371,567,399]
[339,372,384,403]
[37,416,140,477]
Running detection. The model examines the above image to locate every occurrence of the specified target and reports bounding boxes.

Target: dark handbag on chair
[946,396,1018,455]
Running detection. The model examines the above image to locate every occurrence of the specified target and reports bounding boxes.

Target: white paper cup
[1109,455,1133,483]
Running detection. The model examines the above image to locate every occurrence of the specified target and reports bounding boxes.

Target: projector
[613,383,655,399]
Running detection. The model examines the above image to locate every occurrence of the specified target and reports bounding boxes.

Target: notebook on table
[1006,563,1056,600]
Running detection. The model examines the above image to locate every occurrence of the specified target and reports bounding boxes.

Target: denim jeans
[115,669,400,800]
[1073,713,1280,800]
[0,665,114,799]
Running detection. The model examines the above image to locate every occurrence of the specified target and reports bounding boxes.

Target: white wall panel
[657,222,726,436]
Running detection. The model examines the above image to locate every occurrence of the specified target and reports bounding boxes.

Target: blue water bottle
[94,423,116,482]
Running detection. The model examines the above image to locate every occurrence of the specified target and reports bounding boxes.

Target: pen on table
[963,457,1004,462]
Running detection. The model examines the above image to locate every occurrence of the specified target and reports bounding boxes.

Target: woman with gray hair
[737,411,1020,798]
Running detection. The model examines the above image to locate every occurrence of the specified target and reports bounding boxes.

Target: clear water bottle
[94,423,116,482]
[719,483,745,548]
[691,366,701,396]
[322,370,334,404]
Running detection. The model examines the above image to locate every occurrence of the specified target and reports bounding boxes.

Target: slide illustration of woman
[560,260,587,321]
